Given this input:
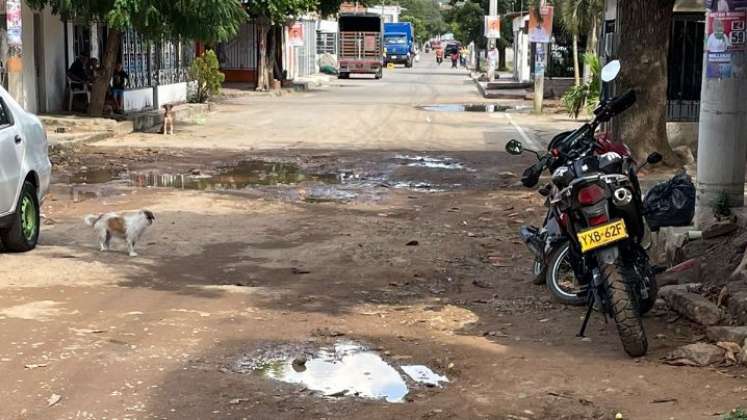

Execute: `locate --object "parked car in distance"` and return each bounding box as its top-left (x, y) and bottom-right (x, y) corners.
top-left (444, 42), bottom-right (461, 57)
top-left (0, 86), bottom-right (51, 252)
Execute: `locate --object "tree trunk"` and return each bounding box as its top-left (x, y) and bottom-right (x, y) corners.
top-left (572, 33), bottom-right (580, 86)
top-left (583, 18), bottom-right (598, 83)
top-left (256, 19), bottom-right (271, 91)
top-left (614, 0), bottom-right (679, 165)
top-left (89, 29), bottom-right (121, 116)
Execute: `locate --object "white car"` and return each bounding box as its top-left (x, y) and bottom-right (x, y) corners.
top-left (0, 86), bottom-right (51, 252)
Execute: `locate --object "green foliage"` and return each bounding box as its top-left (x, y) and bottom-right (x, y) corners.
top-left (26, 0), bottom-right (247, 42)
top-left (713, 191), bottom-right (733, 217)
top-left (244, 0), bottom-right (317, 23)
top-left (444, 0), bottom-right (516, 48)
top-left (399, 0), bottom-right (449, 42)
top-left (557, 0), bottom-right (604, 37)
top-left (561, 52), bottom-right (601, 118)
top-left (724, 408), bottom-right (747, 420)
top-left (190, 50), bottom-right (225, 103)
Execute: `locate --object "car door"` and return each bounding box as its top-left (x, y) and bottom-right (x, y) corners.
top-left (0, 97), bottom-right (22, 215)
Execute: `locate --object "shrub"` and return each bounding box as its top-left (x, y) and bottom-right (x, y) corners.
top-left (724, 408), bottom-right (747, 420)
top-left (190, 50), bottom-right (225, 103)
top-left (561, 52), bottom-right (602, 119)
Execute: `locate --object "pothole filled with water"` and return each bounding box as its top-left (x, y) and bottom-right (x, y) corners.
top-left (394, 154), bottom-right (466, 170)
top-left (233, 341), bottom-right (448, 403)
top-left (416, 103), bottom-right (528, 113)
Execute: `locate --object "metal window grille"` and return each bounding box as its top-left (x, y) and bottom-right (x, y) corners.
top-left (122, 29), bottom-right (194, 89)
top-left (317, 31), bottom-right (337, 55)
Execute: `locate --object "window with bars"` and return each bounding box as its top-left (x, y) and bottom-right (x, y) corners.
top-left (317, 31), bottom-right (336, 55)
top-left (121, 29), bottom-right (195, 89)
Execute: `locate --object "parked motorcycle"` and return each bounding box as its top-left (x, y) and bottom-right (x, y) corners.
top-left (507, 60), bottom-right (661, 357)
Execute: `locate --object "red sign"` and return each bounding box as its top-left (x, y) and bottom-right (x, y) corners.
top-left (706, 11), bottom-right (747, 51)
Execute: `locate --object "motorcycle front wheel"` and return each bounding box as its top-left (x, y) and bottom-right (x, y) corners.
top-left (546, 242), bottom-right (585, 306)
top-left (601, 260), bottom-right (648, 357)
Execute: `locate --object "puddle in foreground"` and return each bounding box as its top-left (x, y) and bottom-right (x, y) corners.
top-left (67, 160), bottom-right (340, 190)
top-left (235, 341), bottom-right (448, 403)
top-left (417, 103), bottom-right (526, 113)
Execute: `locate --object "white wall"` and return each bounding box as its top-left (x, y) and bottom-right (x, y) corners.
top-left (124, 87), bottom-right (153, 112)
top-left (40, 9), bottom-right (66, 113)
top-left (156, 82), bottom-right (187, 107)
top-left (20, 2), bottom-right (37, 113)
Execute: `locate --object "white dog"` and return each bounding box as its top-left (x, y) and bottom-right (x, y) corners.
top-left (84, 210), bottom-right (155, 257)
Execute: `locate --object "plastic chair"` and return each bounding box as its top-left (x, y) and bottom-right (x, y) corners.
top-left (67, 76), bottom-right (90, 111)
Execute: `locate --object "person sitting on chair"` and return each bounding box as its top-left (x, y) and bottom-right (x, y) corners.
top-left (67, 55), bottom-right (90, 87)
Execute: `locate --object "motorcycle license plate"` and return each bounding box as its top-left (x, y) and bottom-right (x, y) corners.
top-left (577, 219), bottom-right (628, 253)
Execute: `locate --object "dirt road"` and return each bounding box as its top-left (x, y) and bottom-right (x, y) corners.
top-left (1, 59), bottom-right (744, 420)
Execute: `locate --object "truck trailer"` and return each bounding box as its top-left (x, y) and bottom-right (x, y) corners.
top-left (338, 13), bottom-right (384, 79)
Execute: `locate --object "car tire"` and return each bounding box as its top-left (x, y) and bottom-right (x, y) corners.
top-left (1, 181), bottom-right (40, 252)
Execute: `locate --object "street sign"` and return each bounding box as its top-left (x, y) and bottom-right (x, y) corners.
top-left (484, 16), bottom-right (501, 39)
top-left (528, 5), bottom-right (553, 44)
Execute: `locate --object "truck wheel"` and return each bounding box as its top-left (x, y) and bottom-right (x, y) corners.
top-left (338, 72), bottom-right (349, 80)
top-left (375, 69), bottom-right (383, 79)
top-left (1, 181), bottom-right (40, 252)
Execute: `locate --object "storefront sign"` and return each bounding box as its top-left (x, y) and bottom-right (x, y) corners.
top-left (707, 0), bottom-right (747, 11)
top-left (528, 6), bottom-right (553, 44)
top-left (484, 16), bottom-right (501, 39)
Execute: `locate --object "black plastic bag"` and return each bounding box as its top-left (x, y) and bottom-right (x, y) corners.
top-left (643, 172), bottom-right (696, 232)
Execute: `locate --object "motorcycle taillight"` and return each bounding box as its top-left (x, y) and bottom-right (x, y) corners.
top-left (577, 184), bottom-right (605, 205)
top-left (588, 214), bottom-right (609, 226)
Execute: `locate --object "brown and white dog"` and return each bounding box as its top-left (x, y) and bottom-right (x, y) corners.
top-left (84, 210), bottom-right (155, 257)
top-left (162, 104), bottom-right (175, 135)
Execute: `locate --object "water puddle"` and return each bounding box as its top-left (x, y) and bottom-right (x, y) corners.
top-left (394, 155), bottom-right (465, 170)
top-left (417, 103), bottom-right (527, 113)
top-left (233, 341), bottom-right (448, 403)
top-left (66, 160), bottom-right (340, 191)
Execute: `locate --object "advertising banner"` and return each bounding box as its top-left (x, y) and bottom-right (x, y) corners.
top-left (289, 23), bottom-right (304, 47)
top-left (528, 6), bottom-right (553, 43)
top-left (484, 16), bottom-right (501, 39)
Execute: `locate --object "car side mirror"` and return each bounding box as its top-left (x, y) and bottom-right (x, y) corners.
top-left (505, 139), bottom-right (523, 155)
top-left (647, 152), bottom-right (663, 165)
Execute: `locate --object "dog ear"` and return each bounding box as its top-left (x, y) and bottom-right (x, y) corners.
top-left (143, 210), bottom-right (156, 222)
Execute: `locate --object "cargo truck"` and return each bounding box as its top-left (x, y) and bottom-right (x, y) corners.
top-left (383, 22), bottom-right (414, 68)
top-left (338, 13), bottom-right (383, 79)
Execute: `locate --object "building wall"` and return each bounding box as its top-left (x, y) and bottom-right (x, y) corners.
top-left (40, 8), bottom-right (66, 113)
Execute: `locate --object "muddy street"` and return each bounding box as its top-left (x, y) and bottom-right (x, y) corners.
top-left (1, 61), bottom-right (744, 420)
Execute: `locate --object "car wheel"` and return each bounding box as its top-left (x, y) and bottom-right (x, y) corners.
top-left (1, 181), bottom-right (40, 252)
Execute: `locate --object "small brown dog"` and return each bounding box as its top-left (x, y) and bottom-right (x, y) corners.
top-left (161, 104), bottom-right (175, 135)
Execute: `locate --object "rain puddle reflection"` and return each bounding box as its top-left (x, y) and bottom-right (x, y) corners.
top-left (233, 341), bottom-right (449, 403)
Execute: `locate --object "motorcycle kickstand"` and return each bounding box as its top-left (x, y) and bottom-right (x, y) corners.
top-left (577, 296), bottom-right (595, 338)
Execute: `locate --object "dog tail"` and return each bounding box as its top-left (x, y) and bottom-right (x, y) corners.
top-left (84, 214), bottom-right (102, 227)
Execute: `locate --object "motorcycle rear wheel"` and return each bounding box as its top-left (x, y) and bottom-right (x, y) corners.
top-left (546, 243), bottom-right (585, 306)
top-left (601, 260), bottom-right (648, 357)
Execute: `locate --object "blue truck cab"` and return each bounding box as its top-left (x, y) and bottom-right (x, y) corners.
top-left (383, 22), bottom-right (414, 68)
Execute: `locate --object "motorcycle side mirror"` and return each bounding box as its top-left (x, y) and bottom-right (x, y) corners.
top-left (506, 139), bottom-right (523, 155)
top-left (601, 60), bottom-right (621, 83)
top-left (647, 152), bottom-right (663, 165)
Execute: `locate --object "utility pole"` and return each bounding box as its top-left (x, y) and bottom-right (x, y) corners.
top-left (695, 5), bottom-right (747, 224)
top-left (5, 0), bottom-right (23, 107)
top-left (533, 0), bottom-right (546, 114)
top-left (487, 0), bottom-right (497, 81)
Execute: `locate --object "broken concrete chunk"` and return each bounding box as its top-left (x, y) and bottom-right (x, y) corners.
top-left (702, 221), bottom-right (738, 240)
top-left (657, 259), bottom-right (701, 287)
top-left (728, 291), bottom-right (747, 325)
top-left (706, 326), bottom-right (747, 344)
top-left (660, 286), bottom-right (722, 326)
top-left (665, 343), bottom-right (725, 367)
